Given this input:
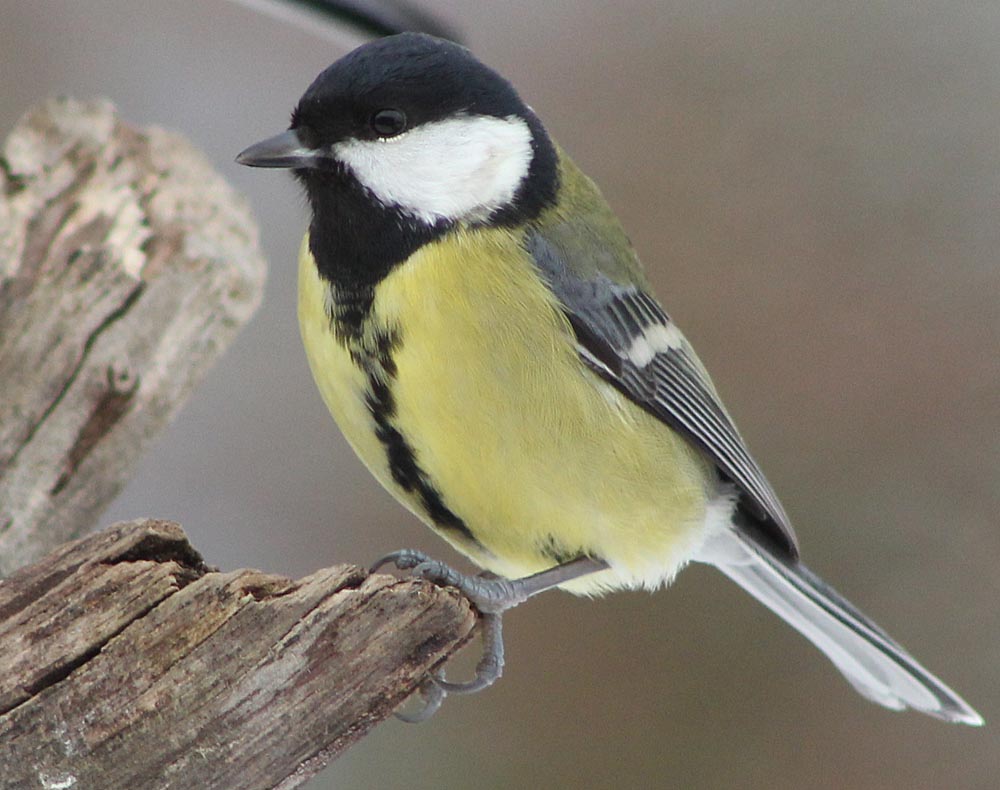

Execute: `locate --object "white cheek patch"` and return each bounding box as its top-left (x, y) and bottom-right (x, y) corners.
top-left (625, 322), bottom-right (685, 367)
top-left (332, 114), bottom-right (533, 224)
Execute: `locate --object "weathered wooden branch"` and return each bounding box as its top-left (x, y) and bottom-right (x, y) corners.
top-left (0, 100), bottom-right (476, 786)
top-left (0, 98), bottom-right (267, 574)
top-left (0, 519), bottom-right (476, 789)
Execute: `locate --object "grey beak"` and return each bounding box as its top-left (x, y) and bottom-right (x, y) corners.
top-left (236, 129), bottom-right (320, 169)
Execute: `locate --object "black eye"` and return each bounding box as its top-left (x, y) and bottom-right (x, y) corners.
top-left (295, 124), bottom-right (320, 150)
top-left (370, 109), bottom-right (407, 138)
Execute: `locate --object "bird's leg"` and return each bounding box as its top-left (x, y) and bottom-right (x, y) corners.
top-left (371, 550), bottom-right (608, 720)
top-left (374, 549), bottom-right (607, 613)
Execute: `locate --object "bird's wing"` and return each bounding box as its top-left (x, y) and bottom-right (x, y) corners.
top-left (525, 227), bottom-right (799, 558)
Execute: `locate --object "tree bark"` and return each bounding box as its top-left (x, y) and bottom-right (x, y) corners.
top-left (0, 519), bottom-right (476, 789)
top-left (0, 98), bottom-right (267, 574)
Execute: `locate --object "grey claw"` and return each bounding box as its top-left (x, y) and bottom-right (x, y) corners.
top-left (370, 548), bottom-right (432, 574)
top-left (396, 673), bottom-right (447, 724)
top-left (371, 550), bottom-right (605, 722)
top-left (412, 559), bottom-right (466, 588)
top-left (435, 613), bottom-right (504, 694)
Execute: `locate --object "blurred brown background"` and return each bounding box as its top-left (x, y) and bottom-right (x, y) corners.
top-left (3, 1), bottom-right (998, 787)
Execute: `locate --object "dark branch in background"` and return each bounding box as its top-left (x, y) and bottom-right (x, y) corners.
top-left (295, 0), bottom-right (463, 42)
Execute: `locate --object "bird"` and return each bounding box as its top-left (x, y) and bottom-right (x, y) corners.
top-left (237, 32), bottom-right (981, 725)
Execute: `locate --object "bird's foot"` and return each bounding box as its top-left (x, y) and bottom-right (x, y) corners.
top-left (372, 549), bottom-right (607, 721)
top-left (392, 612), bottom-right (503, 723)
top-left (373, 549), bottom-right (531, 613)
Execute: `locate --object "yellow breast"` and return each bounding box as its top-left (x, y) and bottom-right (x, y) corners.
top-left (297, 228), bottom-right (717, 593)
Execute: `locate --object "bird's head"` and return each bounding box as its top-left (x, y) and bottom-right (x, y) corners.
top-left (237, 33), bottom-right (558, 228)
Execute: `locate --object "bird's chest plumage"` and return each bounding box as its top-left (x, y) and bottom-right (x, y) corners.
top-left (297, 229), bottom-right (714, 589)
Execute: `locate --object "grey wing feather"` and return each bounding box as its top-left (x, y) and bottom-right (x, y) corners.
top-left (527, 230), bottom-right (799, 558)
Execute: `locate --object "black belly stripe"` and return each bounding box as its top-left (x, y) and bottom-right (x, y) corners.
top-left (359, 329), bottom-right (482, 548)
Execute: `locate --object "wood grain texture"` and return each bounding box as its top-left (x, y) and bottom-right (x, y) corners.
top-left (0, 520), bottom-right (476, 789)
top-left (0, 98), bottom-right (267, 574)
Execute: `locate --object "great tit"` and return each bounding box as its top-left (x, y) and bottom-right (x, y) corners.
top-left (237, 32), bottom-right (981, 725)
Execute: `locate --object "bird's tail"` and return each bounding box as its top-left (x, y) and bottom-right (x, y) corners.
top-left (698, 527), bottom-right (982, 725)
